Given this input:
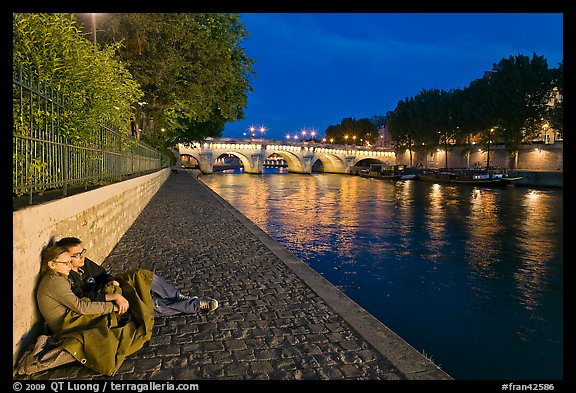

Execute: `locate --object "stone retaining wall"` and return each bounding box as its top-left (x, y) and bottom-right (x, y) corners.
top-left (12, 168), bottom-right (170, 366)
top-left (397, 142), bottom-right (563, 171)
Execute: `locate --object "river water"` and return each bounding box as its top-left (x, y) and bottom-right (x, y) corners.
top-left (200, 169), bottom-right (563, 380)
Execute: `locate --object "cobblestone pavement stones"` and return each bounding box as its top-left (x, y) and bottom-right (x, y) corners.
top-left (18, 170), bottom-right (412, 380)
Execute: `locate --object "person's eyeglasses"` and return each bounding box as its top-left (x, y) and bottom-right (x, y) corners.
top-left (52, 259), bottom-right (73, 266)
top-left (71, 249), bottom-right (87, 259)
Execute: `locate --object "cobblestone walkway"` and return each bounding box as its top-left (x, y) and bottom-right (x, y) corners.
top-left (18, 169), bottom-right (450, 380)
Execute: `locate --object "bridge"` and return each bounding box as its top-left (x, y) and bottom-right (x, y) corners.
top-left (178, 138), bottom-right (396, 174)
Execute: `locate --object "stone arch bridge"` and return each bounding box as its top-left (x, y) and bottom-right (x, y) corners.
top-left (178, 138), bottom-right (396, 174)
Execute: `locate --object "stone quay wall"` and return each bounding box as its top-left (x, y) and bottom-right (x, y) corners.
top-left (12, 168), bottom-right (170, 365)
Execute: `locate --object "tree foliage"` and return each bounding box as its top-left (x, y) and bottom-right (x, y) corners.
top-left (548, 61), bottom-right (563, 135)
top-left (487, 53), bottom-right (553, 153)
top-left (13, 13), bottom-right (142, 142)
top-left (385, 53), bottom-right (561, 164)
top-left (325, 117), bottom-right (378, 145)
top-left (85, 13), bottom-right (256, 149)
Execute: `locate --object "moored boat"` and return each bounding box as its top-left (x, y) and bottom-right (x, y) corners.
top-left (417, 168), bottom-right (522, 186)
top-left (359, 164), bottom-right (416, 181)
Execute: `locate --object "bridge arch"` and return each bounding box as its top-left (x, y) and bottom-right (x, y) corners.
top-left (352, 152), bottom-right (395, 167)
top-left (264, 150), bottom-right (307, 173)
top-left (218, 150), bottom-right (262, 173)
top-left (312, 153), bottom-right (347, 173)
top-left (354, 157), bottom-right (391, 167)
top-left (180, 152), bottom-right (202, 168)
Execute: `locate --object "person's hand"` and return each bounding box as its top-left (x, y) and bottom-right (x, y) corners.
top-left (111, 280), bottom-right (120, 287)
top-left (113, 294), bottom-right (130, 314)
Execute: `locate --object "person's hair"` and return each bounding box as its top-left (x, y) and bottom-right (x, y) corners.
top-left (41, 245), bottom-right (69, 275)
top-left (55, 237), bottom-right (82, 251)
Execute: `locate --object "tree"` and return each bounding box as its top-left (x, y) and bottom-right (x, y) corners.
top-left (548, 61), bottom-right (563, 136)
top-left (82, 13), bottom-right (256, 149)
top-left (487, 53), bottom-right (553, 157)
top-left (324, 117), bottom-right (378, 145)
top-left (386, 100), bottom-right (418, 166)
top-left (13, 13), bottom-right (142, 142)
top-left (371, 114), bottom-right (388, 128)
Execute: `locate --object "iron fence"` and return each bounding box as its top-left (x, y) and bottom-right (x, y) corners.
top-left (13, 65), bottom-right (170, 205)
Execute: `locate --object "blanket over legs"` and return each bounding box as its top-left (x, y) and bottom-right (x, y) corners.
top-left (58, 268), bottom-right (155, 376)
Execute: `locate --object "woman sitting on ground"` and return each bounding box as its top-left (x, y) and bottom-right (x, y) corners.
top-left (17, 245), bottom-right (139, 376)
top-left (18, 243), bottom-right (218, 376)
top-left (36, 245), bottom-right (126, 336)
top-left (55, 236), bottom-right (218, 316)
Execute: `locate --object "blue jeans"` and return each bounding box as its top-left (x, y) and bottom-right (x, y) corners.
top-left (150, 275), bottom-right (199, 316)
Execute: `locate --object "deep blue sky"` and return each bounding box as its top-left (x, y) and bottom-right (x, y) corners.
top-left (222, 13), bottom-right (563, 141)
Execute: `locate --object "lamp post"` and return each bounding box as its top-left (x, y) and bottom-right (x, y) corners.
top-left (91, 13), bottom-right (97, 46)
top-left (486, 128), bottom-right (494, 169)
top-left (543, 122), bottom-right (549, 144)
top-left (137, 101), bottom-right (147, 138)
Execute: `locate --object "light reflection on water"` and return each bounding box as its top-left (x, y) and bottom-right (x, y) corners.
top-left (200, 171), bottom-right (563, 380)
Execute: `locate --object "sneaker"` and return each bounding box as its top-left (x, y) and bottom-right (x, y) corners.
top-left (198, 297), bottom-right (218, 314)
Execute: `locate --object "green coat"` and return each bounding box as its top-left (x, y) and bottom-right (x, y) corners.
top-left (59, 268), bottom-right (155, 376)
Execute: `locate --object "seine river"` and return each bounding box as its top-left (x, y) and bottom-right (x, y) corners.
top-left (200, 169), bottom-right (563, 380)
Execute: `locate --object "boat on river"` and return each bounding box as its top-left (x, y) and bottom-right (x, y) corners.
top-left (359, 164), bottom-right (416, 180)
top-left (417, 168), bottom-right (522, 186)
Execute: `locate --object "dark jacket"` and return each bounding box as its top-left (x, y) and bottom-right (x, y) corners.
top-left (68, 258), bottom-right (114, 301)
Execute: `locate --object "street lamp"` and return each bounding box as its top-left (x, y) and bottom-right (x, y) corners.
top-left (88, 13), bottom-right (102, 46)
top-left (137, 101), bottom-right (147, 136)
top-left (486, 127), bottom-right (494, 169)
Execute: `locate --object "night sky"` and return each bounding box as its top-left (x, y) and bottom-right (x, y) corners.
top-left (222, 13), bottom-right (563, 141)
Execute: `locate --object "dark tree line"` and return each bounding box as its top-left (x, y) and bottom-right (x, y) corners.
top-left (385, 53), bottom-right (562, 167)
top-left (325, 117), bottom-right (379, 145)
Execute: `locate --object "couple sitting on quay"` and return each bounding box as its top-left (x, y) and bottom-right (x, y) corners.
top-left (16, 237), bottom-right (218, 376)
